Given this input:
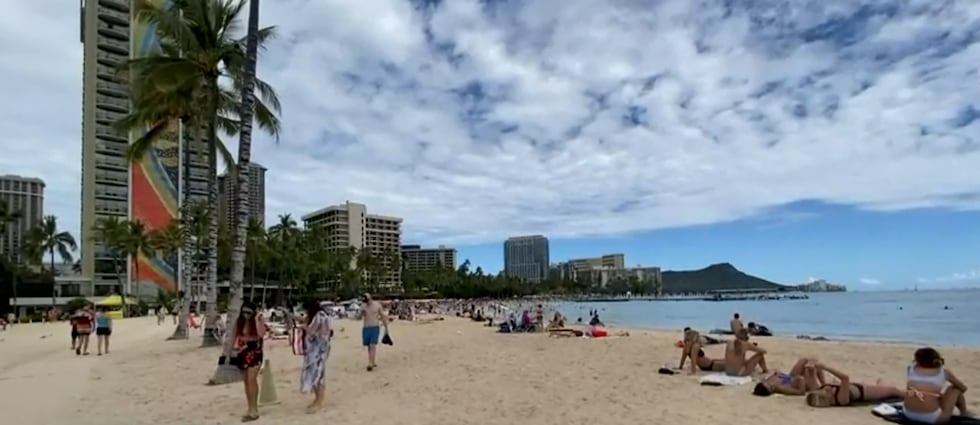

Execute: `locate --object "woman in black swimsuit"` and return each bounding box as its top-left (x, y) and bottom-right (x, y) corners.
top-left (805, 361), bottom-right (905, 407)
top-left (234, 302), bottom-right (267, 422)
top-left (678, 329), bottom-right (725, 374)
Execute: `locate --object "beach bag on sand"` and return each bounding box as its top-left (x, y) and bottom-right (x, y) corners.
top-left (381, 330), bottom-right (393, 346)
top-left (290, 327), bottom-right (306, 356)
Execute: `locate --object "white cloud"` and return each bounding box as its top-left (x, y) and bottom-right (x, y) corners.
top-left (917, 268), bottom-right (980, 285)
top-left (858, 277), bottom-right (881, 285)
top-left (2, 0), bottom-right (980, 248)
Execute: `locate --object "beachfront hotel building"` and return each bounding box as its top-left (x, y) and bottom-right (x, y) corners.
top-left (79, 0), bottom-right (210, 297)
top-left (217, 162), bottom-right (267, 228)
top-left (503, 235), bottom-right (550, 283)
top-left (0, 175), bottom-right (45, 264)
top-left (555, 253), bottom-right (625, 281)
top-left (401, 244), bottom-right (457, 272)
top-left (301, 201), bottom-right (403, 289)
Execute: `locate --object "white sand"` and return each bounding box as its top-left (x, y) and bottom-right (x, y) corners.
top-left (1, 316), bottom-right (978, 425)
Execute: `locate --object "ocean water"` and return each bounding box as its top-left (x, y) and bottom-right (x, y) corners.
top-left (556, 289), bottom-right (980, 346)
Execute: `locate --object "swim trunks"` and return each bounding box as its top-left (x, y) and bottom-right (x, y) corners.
top-left (362, 326), bottom-right (380, 347)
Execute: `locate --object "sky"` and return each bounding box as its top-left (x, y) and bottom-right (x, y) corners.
top-left (1, 0), bottom-right (979, 290)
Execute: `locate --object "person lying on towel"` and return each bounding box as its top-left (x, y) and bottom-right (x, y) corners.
top-left (724, 328), bottom-right (768, 377)
top-left (752, 357), bottom-right (823, 396)
top-left (679, 329), bottom-right (726, 375)
top-left (802, 361), bottom-right (905, 407)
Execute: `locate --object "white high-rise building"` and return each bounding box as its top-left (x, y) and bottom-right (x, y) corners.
top-left (0, 175), bottom-right (45, 264)
top-left (302, 201), bottom-right (402, 288)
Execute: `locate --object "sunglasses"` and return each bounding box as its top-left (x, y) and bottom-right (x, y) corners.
top-left (242, 309), bottom-right (254, 315)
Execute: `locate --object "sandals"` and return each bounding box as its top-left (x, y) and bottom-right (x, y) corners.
top-left (366, 364), bottom-right (377, 372)
top-left (241, 414), bottom-right (260, 422)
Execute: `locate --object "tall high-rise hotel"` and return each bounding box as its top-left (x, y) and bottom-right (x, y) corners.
top-left (504, 235), bottom-right (550, 283)
top-left (79, 0), bottom-right (209, 296)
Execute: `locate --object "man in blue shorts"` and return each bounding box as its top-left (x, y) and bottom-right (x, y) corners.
top-left (360, 293), bottom-right (388, 371)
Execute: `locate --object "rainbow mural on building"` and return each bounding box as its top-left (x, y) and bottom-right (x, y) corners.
top-left (130, 0), bottom-right (178, 293)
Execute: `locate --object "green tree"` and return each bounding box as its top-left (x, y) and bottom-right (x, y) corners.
top-left (24, 216), bottom-right (77, 310)
top-left (90, 216), bottom-right (129, 311)
top-left (123, 220), bottom-right (156, 301)
top-left (151, 218), bottom-right (190, 338)
top-left (118, 0), bottom-right (280, 352)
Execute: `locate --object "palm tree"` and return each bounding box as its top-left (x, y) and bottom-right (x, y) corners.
top-left (90, 216), bottom-right (130, 312)
top-left (25, 216), bottom-right (77, 310)
top-left (123, 220), bottom-right (155, 302)
top-left (214, 0), bottom-right (269, 385)
top-left (118, 0), bottom-right (280, 352)
top-left (0, 200), bottom-right (23, 309)
top-left (244, 218), bottom-right (265, 299)
top-left (151, 219), bottom-right (190, 339)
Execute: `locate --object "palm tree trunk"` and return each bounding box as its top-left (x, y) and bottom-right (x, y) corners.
top-left (171, 122), bottom-right (196, 340)
top-left (133, 255), bottom-right (140, 304)
top-left (11, 267), bottom-right (17, 315)
top-left (209, 0), bottom-right (261, 384)
top-left (200, 82), bottom-right (222, 348)
top-left (115, 257), bottom-right (127, 317)
top-left (248, 254), bottom-right (256, 300)
top-left (49, 249), bottom-right (56, 311)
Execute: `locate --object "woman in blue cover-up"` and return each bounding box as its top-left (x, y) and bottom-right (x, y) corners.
top-left (300, 300), bottom-right (332, 413)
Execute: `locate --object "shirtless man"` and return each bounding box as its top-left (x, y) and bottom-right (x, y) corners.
top-left (360, 293), bottom-right (389, 371)
top-left (730, 313), bottom-right (744, 335)
top-left (724, 328), bottom-right (768, 376)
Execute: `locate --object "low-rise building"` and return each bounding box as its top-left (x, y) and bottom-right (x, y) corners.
top-left (401, 245), bottom-right (457, 272)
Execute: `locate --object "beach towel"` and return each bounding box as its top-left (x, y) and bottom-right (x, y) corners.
top-left (699, 374), bottom-right (752, 386)
top-left (872, 403), bottom-right (980, 425)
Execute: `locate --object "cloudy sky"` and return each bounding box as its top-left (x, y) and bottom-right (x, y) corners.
top-left (2, 0), bottom-right (979, 288)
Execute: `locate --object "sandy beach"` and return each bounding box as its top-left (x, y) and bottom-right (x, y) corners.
top-left (1, 316), bottom-right (978, 425)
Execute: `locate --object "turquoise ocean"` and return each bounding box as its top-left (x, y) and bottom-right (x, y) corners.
top-left (557, 289), bottom-right (980, 346)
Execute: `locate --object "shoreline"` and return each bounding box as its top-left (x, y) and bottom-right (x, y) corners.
top-left (606, 323), bottom-right (980, 349)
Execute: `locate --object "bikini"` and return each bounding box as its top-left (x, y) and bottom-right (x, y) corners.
top-left (697, 349), bottom-right (715, 371)
top-left (904, 365), bottom-right (946, 424)
top-left (821, 383), bottom-right (866, 405)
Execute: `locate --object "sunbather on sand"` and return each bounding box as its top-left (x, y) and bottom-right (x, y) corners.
top-left (679, 329), bottom-right (726, 374)
top-left (903, 347), bottom-right (971, 423)
top-left (724, 328), bottom-right (768, 377)
top-left (804, 361), bottom-right (905, 407)
top-left (753, 357), bottom-right (822, 396)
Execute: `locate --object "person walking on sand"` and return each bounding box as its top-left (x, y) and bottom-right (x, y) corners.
top-left (234, 301), bottom-right (267, 422)
top-left (95, 307), bottom-right (112, 355)
top-left (157, 306), bottom-right (167, 325)
top-left (724, 328), bottom-right (768, 376)
top-left (74, 306), bottom-right (95, 356)
top-left (360, 293), bottom-right (389, 372)
top-left (299, 300), bottom-right (332, 413)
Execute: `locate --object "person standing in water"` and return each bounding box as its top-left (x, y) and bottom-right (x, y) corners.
top-left (360, 293), bottom-right (389, 371)
top-left (730, 313), bottom-right (744, 335)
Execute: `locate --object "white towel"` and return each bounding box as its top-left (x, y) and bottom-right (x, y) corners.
top-left (872, 403), bottom-right (899, 417)
top-left (699, 373), bottom-right (752, 386)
